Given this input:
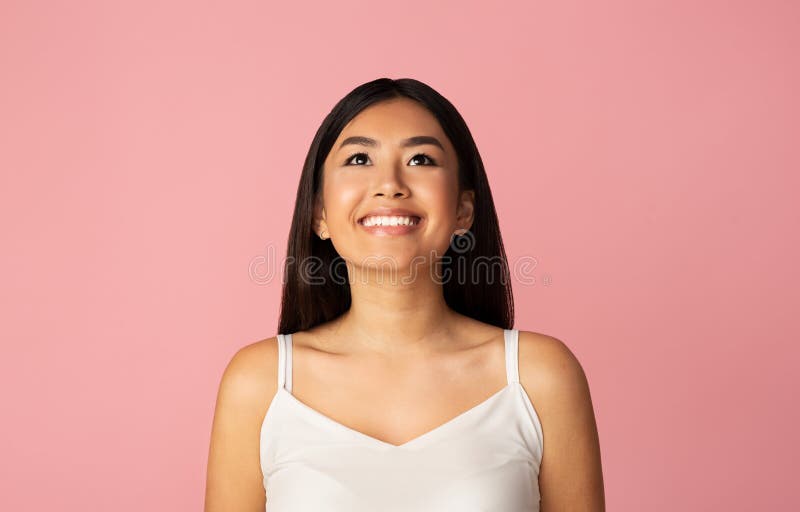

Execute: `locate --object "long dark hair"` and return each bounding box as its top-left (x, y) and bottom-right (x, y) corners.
top-left (277, 78), bottom-right (514, 335)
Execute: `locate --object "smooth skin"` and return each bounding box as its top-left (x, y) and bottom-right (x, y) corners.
top-left (205, 97), bottom-right (605, 511)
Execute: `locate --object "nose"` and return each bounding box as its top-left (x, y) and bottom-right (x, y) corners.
top-left (371, 162), bottom-right (410, 198)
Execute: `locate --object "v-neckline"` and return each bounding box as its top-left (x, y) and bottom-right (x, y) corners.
top-left (278, 383), bottom-right (514, 449)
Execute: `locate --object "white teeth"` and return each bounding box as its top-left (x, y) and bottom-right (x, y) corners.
top-left (361, 215), bottom-right (419, 227)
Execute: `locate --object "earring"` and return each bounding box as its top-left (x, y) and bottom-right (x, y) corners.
top-left (319, 230), bottom-right (329, 240)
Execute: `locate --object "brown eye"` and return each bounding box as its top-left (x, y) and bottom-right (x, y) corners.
top-left (345, 153), bottom-right (371, 166)
top-left (409, 153), bottom-right (437, 166)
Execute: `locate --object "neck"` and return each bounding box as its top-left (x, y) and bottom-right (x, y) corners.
top-left (334, 265), bottom-right (458, 357)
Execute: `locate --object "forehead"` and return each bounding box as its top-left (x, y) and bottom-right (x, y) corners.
top-left (335, 97), bottom-right (449, 147)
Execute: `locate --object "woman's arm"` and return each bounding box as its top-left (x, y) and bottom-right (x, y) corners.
top-left (519, 331), bottom-right (606, 511)
top-left (205, 339), bottom-right (277, 512)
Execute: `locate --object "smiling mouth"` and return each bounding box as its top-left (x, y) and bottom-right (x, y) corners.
top-left (357, 215), bottom-right (422, 227)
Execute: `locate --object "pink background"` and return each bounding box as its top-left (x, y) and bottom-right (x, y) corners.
top-left (2, 0), bottom-right (797, 510)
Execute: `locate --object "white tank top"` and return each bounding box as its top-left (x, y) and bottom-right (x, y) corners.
top-left (260, 328), bottom-right (544, 511)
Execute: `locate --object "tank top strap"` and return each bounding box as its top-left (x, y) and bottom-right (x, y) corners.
top-left (276, 333), bottom-right (294, 393)
top-left (504, 328), bottom-right (520, 384)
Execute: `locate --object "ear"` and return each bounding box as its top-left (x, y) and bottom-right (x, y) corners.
top-left (312, 196), bottom-right (328, 238)
top-left (455, 189), bottom-right (475, 234)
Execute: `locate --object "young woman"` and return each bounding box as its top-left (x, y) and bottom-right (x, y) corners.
top-left (205, 78), bottom-right (605, 511)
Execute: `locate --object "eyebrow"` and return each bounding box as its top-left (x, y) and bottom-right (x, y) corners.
top-left (338, 135), bottom-right (445, 151)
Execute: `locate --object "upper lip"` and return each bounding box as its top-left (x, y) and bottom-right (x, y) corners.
top-left (357, 207), bottom-right (423, 223)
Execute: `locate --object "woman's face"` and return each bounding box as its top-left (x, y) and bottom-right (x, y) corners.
top-left (316, 97), bottom-right (474, 274)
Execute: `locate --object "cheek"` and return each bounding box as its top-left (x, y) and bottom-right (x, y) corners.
top-left (415, 173), bottom-right (459, 219)
top-left (323, 176), bottom-right (363, 226)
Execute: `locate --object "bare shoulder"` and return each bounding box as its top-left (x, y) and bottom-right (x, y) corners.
top-left (517, 330), bottom-right (589, 395)
top-left (219, 336), bottom-right (279, 405)
top-left (517, 330), bottom-right (606, 511)
top-left (516, 330), bottom-right (597, 432)
top-left (204, 336), bottom-right (279, 512)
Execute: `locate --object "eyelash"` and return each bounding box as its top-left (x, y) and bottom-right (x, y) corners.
top-left (344, 152), bottom-right (438, 167)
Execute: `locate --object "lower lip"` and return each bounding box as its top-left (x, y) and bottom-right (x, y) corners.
top-left (358, 218), bottom-right (423, 236)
